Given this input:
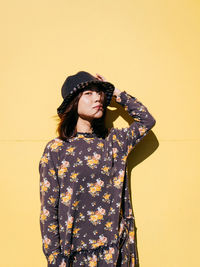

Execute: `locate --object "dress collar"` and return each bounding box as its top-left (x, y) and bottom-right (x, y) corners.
top-left (75, 131), bottom-right (97, 138)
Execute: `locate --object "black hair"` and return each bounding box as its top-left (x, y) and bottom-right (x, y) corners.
top-left (54, 85), bottom-right (109, 142)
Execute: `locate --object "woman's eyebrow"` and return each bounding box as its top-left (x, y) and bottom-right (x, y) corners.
top-left (84, 90), bottom-right (93, 92)
top-left (84, 88), bottom-right (100, 92)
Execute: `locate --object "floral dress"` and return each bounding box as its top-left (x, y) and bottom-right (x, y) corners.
top-left (39, 90), bottom-right (156, 267)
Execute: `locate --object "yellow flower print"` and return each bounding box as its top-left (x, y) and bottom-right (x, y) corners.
top-left (102, 193), bottom-right (111, 203)
top-left (48, 251), bottom-right (60, 264)
top-left (88, 178), bottom-right (104, 197)
top-left (101, 165), bottom-right (110, 175)
top-left (112, 134), bottom-right (121, 147)
top-left (97, 142), bottom-right (104, 149)
top-left (139, 125), bottom-right (148, 135)
top-left (87, 207), bottom-right (106, 225)
top-left (90, 214), bottom-right (98, 223)
top-left (113, 169), bottom-right (125, 189)
top-left (58, 168), bottom-right (67, 177)
top-left (77, 240), bottom-right (87, 251)
top-left (40, 153), bottom-right (49, 166)
top-left (40, 178), bottom-right (50, 193)
top-left (103, 247), bottom-right (115, 264)
top-left (49, 168), bottom-right (56, 176)
top-left (87, 158), bottom-right (95, 167)
top-left (58, 160), bottom-right (70, 178)
top-left (112, 134), bottom-right (117, 141)
top-left (43, 235), bottom-right (51, 252)
top-left (49, 139), bottom-right (63, 152)
top-left (104, 221), bottom-right (113, 231)
top-left (90, 242), bottom-right (100, 249)
top-left (78, 184), bottom-right (85, 194)
top-left (73, 227), bottom-right (80, 234)
top-left (73, 227), bottom-right (81, 237)
top-left (65, 215), bottom-right (74, 230)
top-left (72, 200), bottom-right (80, 208)
top-left (64, 248), bottom-right (71, 257)
top-left (76, 134), bottom-right (93, 139)
top-left (127, 144), bottom-right (135, 155)
top-left (129, 230), bottom-right (135, 243)
top-left (108, 207), bottom-right (115, 216)
top-left (48, 223), bottom-right (58, 234)
top-left (60, 187), bottom-right (73, 206)
top-left (70, 172), bottom-right (79, 182)
top-left (122, 154), bottom-right (128, 163)
top-left (130, 255), bottom-right (135, 266)
top-left (66, 146), bottom-right (76, 155)
top-left (48, 224), bottom-right (57, 231)
top-left (90, 187), bottom-right (96, 193)
top-left (87, 253), bottom-right (98, 267)
top-left (113, 178), bottom-right (123, 189)
top-left (90, 234), bottom-right (107, 249)
top-left (48, 196), bottom-right (56, 206)
top-left (112, 147), bottom-right (118, 159)
top-left (103, 193), bottom-right (110, 200)
top-left (104, 252), bottom-right (112, 261)
top-left (40, 207), bottom-right (49, 224)
top-left (85, 152), bottom-right (101, 169)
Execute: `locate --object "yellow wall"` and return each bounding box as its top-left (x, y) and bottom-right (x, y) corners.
top-left (1, 0), bottom-right (199, 266)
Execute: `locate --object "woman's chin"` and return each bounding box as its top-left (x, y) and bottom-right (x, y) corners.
top-left (93, 111), bottom-right (103, 119)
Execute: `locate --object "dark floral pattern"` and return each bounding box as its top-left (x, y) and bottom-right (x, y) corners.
top-left (39, 90), bottom-right (156, 266)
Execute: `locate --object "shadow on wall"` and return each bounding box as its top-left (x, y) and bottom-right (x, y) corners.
top-left (106, 97), bottom-right (159, 267)
top-left (128, 131), bottom-right (158, 267)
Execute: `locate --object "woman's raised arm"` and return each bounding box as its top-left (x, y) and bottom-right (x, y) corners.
top-left (111, 89), bottom-right (156, 156)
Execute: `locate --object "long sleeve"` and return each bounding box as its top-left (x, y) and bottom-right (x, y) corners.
top-left (39, 142), bottom-right (63, 266)
top-left (111, 90), bottom-right (156, 156)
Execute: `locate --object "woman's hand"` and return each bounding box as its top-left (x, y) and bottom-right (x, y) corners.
top-left (95, 73), bottom-right (107, 82)
top-left (95, 73), bottom-right (121, 98)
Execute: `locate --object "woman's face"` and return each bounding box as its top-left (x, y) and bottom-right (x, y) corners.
top-left (77, 86), bottom-right (105, 121)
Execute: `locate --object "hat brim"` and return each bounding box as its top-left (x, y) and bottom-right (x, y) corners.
top-left (57, 80), bottom-right (115, 115)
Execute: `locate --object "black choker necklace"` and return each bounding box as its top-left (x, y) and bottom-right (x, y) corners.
top-left (75, 131), bottom-right (96, 137)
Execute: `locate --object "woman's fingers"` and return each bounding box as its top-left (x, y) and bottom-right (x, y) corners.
top-left (95, 73), bottom-right (107, 82)
top-left (95, 73), bottom-right (102, 79)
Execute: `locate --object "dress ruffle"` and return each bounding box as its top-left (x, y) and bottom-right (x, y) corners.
top-left (49, 216), bottom-right (137, 267)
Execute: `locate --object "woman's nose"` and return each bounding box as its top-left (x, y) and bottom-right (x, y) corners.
top-left (94, 92), bottom-right (102, 101)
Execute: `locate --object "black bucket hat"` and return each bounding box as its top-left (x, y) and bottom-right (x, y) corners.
top-left (57, 71), bottom-right (115, 115)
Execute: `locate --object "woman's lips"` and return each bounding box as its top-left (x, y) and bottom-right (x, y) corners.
top-left (93, 106), bottom-right (103, 109)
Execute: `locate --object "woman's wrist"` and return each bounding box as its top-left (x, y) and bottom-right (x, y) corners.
top-left (113, 87), bottom-right (122, 97)
top-left (113, 87), bottom-right (123, 102)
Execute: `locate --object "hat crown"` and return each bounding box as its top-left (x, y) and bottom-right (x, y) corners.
top-left (61, 71), bottom-right (98, 99)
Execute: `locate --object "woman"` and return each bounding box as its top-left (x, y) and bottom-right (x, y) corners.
top-left (39, 71), bottom-right (156, 267)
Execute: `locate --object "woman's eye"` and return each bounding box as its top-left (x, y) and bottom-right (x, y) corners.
top-left (85, 91), bottom-right (101, 95)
